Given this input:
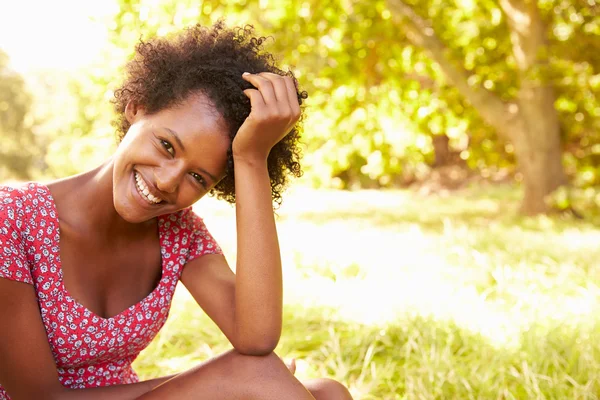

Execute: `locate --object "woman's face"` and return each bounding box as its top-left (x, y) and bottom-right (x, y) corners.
top-left (112, 93), bottom-right (230, 223)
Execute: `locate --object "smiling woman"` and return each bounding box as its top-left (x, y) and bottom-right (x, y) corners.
top-left (0, 22), bottom-right (352, 400)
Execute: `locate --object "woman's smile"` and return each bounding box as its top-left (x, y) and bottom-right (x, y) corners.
top-left (133, 170), bottom-right (164, 206)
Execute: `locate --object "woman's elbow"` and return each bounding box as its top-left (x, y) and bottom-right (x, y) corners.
top-left (233, 336), bottom-right (280, 356)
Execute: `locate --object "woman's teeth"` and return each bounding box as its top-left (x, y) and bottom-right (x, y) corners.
top-left (134, 172), bottom-right (162, 204)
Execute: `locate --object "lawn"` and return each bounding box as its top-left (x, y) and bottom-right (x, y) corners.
top-left (133, 184), bottom-right (600, 399)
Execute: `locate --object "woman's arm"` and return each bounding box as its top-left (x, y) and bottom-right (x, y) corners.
top-left (230, 155), bottom-right (283, 354)
top-left (0, 278), bottom-right (173, 400)
top-left (231, 72), bottom-right (301, 353)
top-left (181, 72), bottom-right (300, 355)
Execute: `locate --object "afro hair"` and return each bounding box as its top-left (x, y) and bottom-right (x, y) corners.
top-left (112, 21), bottom-right (308, 205)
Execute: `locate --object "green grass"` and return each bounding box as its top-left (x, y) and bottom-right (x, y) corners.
top-left (133, 185), bottom-right (600, 399)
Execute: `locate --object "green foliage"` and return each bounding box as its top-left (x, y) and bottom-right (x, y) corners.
top-left (546, 1), bottom-right (600, 186)
top-left (230, 0), bottom-right (597, 188)
top-left (0, 49), bottom-right (38, 180)
top-left (11, 0), bottom-right (597, 190)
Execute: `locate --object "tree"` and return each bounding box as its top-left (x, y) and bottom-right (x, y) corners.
top-left (385, 0), bottom-right (595, 214)
top-left (0, 49), bottom-right (37, 181)
top-left (47, 0), bottom-right (599, 215)
top-left (242, 0), bottom-right (599, 212)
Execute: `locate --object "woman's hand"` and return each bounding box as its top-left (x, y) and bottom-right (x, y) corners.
top-left (232, 72), bottom-right (301, 162)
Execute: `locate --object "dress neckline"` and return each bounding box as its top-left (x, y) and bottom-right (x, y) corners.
top-left (34, 182), bottom-right (167, 322)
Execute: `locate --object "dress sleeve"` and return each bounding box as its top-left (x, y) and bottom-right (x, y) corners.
top-left (0, 188), bottom-right (33, 285)
top-left (187, 209), bottom-right (223, 262)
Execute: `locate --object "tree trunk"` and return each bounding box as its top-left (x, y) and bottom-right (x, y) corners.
top-left (432, 134), bottom-right (451, 167)
top-left (508, 79), bottom-right (566, 214)
top-left (386, 0), bottom-right (567, 214)
top-left (511, 122), bottom-right (565, 214)
top-left (499, 0), bottom-right (567, 214)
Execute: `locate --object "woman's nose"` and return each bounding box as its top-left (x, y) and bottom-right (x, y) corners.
top-left (155, 167), bottom-right (181, 194)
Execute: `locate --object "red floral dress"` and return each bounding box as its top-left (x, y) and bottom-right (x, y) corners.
top-left (0, 183), bottom-right (222, 398)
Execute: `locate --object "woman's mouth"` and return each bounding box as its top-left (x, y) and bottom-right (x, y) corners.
top-left (134, 171), bottom-right (163, 205)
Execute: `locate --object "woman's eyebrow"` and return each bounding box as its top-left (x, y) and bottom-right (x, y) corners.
top-left (163, 127), bottom-right (186, 151)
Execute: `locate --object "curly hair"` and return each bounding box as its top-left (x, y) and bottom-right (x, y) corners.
top-left (112, 21), bottom-right (307, 205)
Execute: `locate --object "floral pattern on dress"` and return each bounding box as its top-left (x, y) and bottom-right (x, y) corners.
top-left (0, 183), bottom-right (222, 398)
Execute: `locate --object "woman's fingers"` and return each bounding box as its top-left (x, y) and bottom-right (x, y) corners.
top-left (258, 72), bottom-right (290, 104)
top-left (242, 88), bottom-right (266, 109)
top-left (235, 72), bottom-right (301, 155)
top-left (242, 72), bottom-right (301, 130)
top-left (258, 72), bottom-right (301, 125)
top-left (242, 73), bottom-right (276, 105)
top-left (283, 76), bottom-right (301, 119)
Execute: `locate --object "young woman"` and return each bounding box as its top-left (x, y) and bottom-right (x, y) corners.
top-left (0, 22), bottom-right (353, 399)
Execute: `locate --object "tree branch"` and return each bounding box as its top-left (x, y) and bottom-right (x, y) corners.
top-left (386, 0), bottom-right (522, 140)
top-left (498, 0), bottom-right (563, 155)
top-left (498, 0), bottom-right (546, 72)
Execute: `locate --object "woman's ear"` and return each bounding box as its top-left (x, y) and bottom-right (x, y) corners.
top-left (125, 101), bottom-right (143, 124)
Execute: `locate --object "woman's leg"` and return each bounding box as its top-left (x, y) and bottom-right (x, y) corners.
top-left (136, 350), bottom-right (315, 400)
top-left (303, 378), bottom-right (354, 400)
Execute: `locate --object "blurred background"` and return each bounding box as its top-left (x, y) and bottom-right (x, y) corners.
top-left (1, 0), bottom-right (600, 398)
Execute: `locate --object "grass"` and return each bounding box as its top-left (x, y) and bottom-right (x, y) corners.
top-left (133, 184), bottom-right (600, 399)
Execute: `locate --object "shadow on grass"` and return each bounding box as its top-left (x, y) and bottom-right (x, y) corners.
top-left (281, 186), bottom-right (600, 234)
top-left (284, 208), bottom-right (507, 231)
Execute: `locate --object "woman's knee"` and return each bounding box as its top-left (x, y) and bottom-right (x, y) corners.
top-left (303, 378), bottom-right (353, 400)
top-left (222, 350), bottom-right (313, 398)
top-left (224, 349), bottom-right (290, 379)
top-left (157, 350), bottom-right (311, 400)
top-left (226, 354), bottom-right (353, 399)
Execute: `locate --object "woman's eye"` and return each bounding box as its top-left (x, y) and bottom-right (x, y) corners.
top-left (160, 140), bottom-right (175, 156)
top-left (190, 172), bottom-right (206, 187)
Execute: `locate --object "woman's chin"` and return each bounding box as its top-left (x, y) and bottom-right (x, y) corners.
top-left (113, 194), bottom-right (154, 224)
top-left (114, 204), bottom-right (146, 224)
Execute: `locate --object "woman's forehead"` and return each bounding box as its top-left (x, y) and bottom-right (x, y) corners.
top-left (157, 94), bottom-right (228, 138)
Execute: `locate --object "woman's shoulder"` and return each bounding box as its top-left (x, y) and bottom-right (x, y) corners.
top-left (1, 181), bottom-right (28, 200)
top-left (1, 182), bottom-right (36, 207)
top-left (160, 207), bottom-right (221, 254)
top-left (1, 181), bottom-right (49, 195)
top-left (0, 182), bottom-right (55, 223)
top-left (0, 182), bottom-right (57, 285)
top-left (160, 207), bottom-right (207, 232)
top-left (1, 181), bottom-right (51, 206)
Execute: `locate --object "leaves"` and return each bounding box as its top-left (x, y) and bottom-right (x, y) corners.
top-left (8, 0), bottom-right (597, 191)
top-left (0, 49), bottom-right (38, 180)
